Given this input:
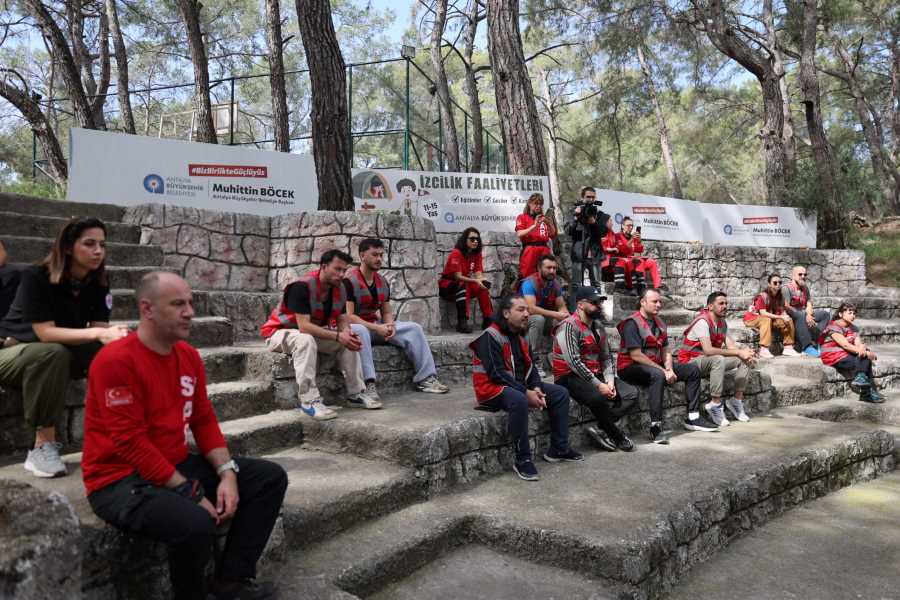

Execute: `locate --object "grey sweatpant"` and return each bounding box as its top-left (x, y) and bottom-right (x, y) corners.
top-left (689, 354), bottom-right (751, 398)
top-left (351, 321), bottom-right (437, 383)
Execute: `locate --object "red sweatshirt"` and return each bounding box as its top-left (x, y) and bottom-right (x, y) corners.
top-left (81, 332), bottom-right (227, 495)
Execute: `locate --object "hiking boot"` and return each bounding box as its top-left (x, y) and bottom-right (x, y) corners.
top-left (683, 416), bottom-right (720, 432)
top-left (298, 398), bottom-right (337, 421)
top-left (782, 347), bottom-right (801, 357)
top-left (616, 436), bottom-right (636, 452)
top-left (704, 401), bottom-right (730, 427)
top-left (758, 347), bottom-right (774, 359)
top-left (802, 345), bottom-right (821, 358)
top-left (416, 375), bottom-right (450, 394)
top-left (208, 578), bottom-right (277, 600)
top-left (24, 442), bottom-right (67, 478)
top-left (347, 389), bottom-right (383, 409)
top-left (585, 426), bottom-right (618, 452)
top-left (851, 373), bottom-right (871, 388)
top-left (649, 423), bottom-right (671, 445)
top-left (513, 460), bottom-right (540, 481)
top-left (542, 447), bottom-right (584, 463)
top-left (456, 317), bottom-right (472, 334)
top-left (725, 398), bottom-right (750, 422)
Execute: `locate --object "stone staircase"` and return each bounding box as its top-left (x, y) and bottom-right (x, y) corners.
top-left (2, 192), bottom-right (900, 600)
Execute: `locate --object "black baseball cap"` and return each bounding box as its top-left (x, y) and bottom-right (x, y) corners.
top-left (576, 286), bottom-right (607, 303)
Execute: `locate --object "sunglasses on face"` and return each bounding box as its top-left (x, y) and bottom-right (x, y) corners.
top-left (467, 237), bottom-right (480, 241)
top-left (798, 273), bottom-right (807, 277)
top-left (771, 281), bottom-right (782, 286)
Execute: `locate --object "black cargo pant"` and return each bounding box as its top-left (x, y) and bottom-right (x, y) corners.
top-left (557, 374), bottom-right (638, 442)
top-left (618, 362), bottom-right (701, 423)
top-left (88, 454), bottom-right (288, 600)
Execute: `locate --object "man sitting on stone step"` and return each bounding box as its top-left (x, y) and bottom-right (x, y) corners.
top-left (344, 238), bottom-right (449, 397)
top-left (83, 272), bottom-right (288, 600)
top-left (470, 295), bottom-right (583, 481)
top-left (260, 249), bottom-right (378, 421)
top-left (616, 288), bottom-right (717, 444)
top-left (674, 291), bottom-right (756, 427)
top-left (519, 254), bottom-right (569, 378)
top-left (551, 286), bottom-right (637, 452)
top-left (782, 265), bottom-right (830, 358)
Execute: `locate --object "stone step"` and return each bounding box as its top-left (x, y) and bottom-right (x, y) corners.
top-left (676, 293), bottom-right (900, 320)
top-left (111, 288), bottom-right (213, 320)
top-left (197, 344), bottom-right (272, 384)
top-left (112, 316), bottom-right (233, 348)
top-left (105, 266), bottom-right (179, 289)
top-left (206, 380), bottom-right (277, 423)
top-left (0, 191), bottom-right (125, 223)
top-left (4, 235), bottom-right (164, 267)
top-left (0, 211), bottom-right (141, 244)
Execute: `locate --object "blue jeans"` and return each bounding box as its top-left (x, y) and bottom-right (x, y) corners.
top-left (482, 382), bottom-right (571, 463)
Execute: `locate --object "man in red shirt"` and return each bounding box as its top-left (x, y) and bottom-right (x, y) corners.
top-left (83, 272), bottom-right (287, 600)
top-left (616, 216), bottom-right (667, 293)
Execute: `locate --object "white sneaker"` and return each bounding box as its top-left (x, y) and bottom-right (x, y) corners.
top-left (24, 442), bottom-right (67, 478)
top-left (704, 401), bottom-right (730, 427)
top-left (348, 390), bottom-right (383, 409)
top-left (536, 366), bottom-right (548, 379)
top-left (364, 381), bottom-right (382, 402)
top-left (416, 375), bottom-right (450, 394)
top-left (298, 398), bottom-right (338, 420)
top-left (781, 347), bottom-right (801, 357)
top-left (725, 398), bottom-right (750, 422)
top-left (758, 347), bottom-right (774, 359)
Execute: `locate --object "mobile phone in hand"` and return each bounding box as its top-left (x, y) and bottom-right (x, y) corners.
top-left (636, 226), bottom-right (642, 234)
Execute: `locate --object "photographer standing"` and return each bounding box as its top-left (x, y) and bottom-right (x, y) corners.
top-left (565, 186), bottom-right (610, 311)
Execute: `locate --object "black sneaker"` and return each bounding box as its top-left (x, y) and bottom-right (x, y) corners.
top-left (683, 416), bottom-right (719, 432)
top-left (859, 389), bottom-right (885, 404)
top-left (586, 426), bottom-right (618, 452)
top-left (649, 423), bottom-right (671, 445)
top-left (616, 436), bottom-right (636, 452)
top-left (208, 578), bottom-right (277, 600)
top-left (542, 447), bottom-right (585, 462)
top-left (513, 460), bottom-right (540, 481)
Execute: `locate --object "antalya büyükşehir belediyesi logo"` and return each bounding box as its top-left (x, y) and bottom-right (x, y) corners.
top-left (143, 174), bottom-right (164, 194)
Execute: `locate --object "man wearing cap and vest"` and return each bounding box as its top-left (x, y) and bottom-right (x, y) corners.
top-left (782, 265), bottom-right (830, 358)
top-left (261, 249), bottom-right (377, 421)
top-left (551, 286), bottom-right (638, 452)
top-left (616, 288), bottom-right (714, 444)
top-left (344, 238), bottom-right (449, 398)
top-left (675, 291), bottom-right (757, 427)
top-left (470, 295), bottom-right (583, 481)
top-left (519, 254), bottom-right (569, 378)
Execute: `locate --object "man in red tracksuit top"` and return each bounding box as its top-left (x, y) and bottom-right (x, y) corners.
top-left (82, 272), bottom-right (287, 600)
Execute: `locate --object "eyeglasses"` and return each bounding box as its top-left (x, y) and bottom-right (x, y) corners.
top-left (771, 281), bottom-right (782, 286)
top-left (584, 195), bottom-right (596, 200)
top-left (467, 237), bottom-right (480, 241)
top-left (798, 273), bottom-right (807, 278)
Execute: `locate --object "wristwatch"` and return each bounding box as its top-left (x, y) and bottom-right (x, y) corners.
top-left (216, 459), bottom-right (240, 476)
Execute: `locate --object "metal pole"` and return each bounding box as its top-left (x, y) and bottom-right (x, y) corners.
top-left (348, 65), bottom-right (354, 167)
top-left (403, 57), bottom-right (410, 170)
top-left (229, 77), bottom-right (235, 145)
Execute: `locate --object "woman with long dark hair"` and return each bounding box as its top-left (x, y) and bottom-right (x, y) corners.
top-left (819, 303), bottom-right (884, 402)
top-left (439, 227), bottom-right (494, 333)
top-left (0, 217), bottom-right (128, 478)
top-left (742, 273), bottom-right (798, 359)
top-left (515, 193), bottom-right (556, 278)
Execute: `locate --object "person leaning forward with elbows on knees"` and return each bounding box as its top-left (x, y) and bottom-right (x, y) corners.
top-left (83, 272), bottom-right (288, 600)
top-left (819, 302), bottom-right (885, 403)
top-left (261, 249), bottom-right (378, 421)
top-left (743, 274), bottom-right (799, 359)
top-left (519, 254), bottom-right (569, 379)
top-left (675, 291), bottom-right (757, 428)
top-left (551, 286), bottom-right (638, 452)
top-left (0, 218), bottom-right (128, 479)
top-left (470, 295), bottom-right (583, 481)
top-left (616, 288), bottom-right (716, 445)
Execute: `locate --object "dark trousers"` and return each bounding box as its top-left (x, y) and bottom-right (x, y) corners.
top-left (89, 454), bottom-right (288, 600)
top-left (557, 374), bottom-right (638, 442)
top-left (482, 382), bottom-right (570, 463)
top-left (787, 308), bottom-right (830, 351)
top-left (618, 362), bottom-right (701, 422)
top-left (567, 258), bottom-right (602, 312)
top-left (833, 355), bottom-right (873, 378)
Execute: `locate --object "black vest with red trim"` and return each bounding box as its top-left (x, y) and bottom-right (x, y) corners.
top-left (616, 311), bottom-right (668, 370)
top-left (785, 281), bottom-right (809, 310)
top-left (260, 270), bottom-right (346, 338)
top-left (675, 309), bottom-right (728, 364)
top-left (518, 272), bottom-right (562, 310)
top-left (344, 266), bottom-right (390, 323)
top-left (469, 323), bottom-right (533, 403)
top-left (818, 321), bottom-right (857, 367)
top-left (550, 314), bottom-right (605, 379)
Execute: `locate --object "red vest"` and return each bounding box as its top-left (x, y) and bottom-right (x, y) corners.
top-left (550, 314), bottom-right (605, 379)
top-left (469, 323), bottom-right (532, 403)
top-left (818, 321), bottom-right (857, 366)
top-left (344, 267), bottom-right (389, 323)
top-left (675, 309), bottom-right (728, 364)
top-left (785, 281), bottom-right (809, 310)
top-left (616, 311), bottom-right (668, 370)
top-left (518, 272), bottom-right (562, 310)
top-left (260, 270), bottom-right (346, 338)
top-left (743, 291), bottom-right (783, 322)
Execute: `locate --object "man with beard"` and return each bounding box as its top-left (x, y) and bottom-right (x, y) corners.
top-left (675, 291), bottom-right (756, 427)
top-left (551, 286), bottom-right (637, 452)
top-left (519, 254), bottom-right (569, 378)
top-left (565, 186), bottom-right (610, 310)
top-left (470, 295), bottom-right (583, 481)
top-left (782, 265), bottom-right (830, 358)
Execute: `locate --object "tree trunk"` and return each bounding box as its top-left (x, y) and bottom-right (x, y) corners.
top-left (636, 44), bottom-right (683, 198)
top-left (538, 70), bottom-right (564, 227)
top-left (92, 8), bottom-right (111, 129)
top-left (462, 2), bottom-right (484, 172)
top-left (0, 77), bottom-right (68, 183)
top-left (610, 99), bottom-right (625, 190)
top-left (296, 0), bottom-right (353, 211)
top-left (22, 0), bottom-right (96, 129)
top-left (265, 0), bottom-right (291, 152)
top-left (486, 0), bottom-right (548, 176)
top-left (763, 0), bottom-right (796, 176)
top-left (796, 0), bottom-right (843, 248)
top-left (105, 0), bottom-right (135, 133)
top-left (429, 0), bottom-right (461, 171)
top-left (176, 0), bottom-right (217, 143)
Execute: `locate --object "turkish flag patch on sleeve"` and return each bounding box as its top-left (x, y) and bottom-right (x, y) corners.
top-left (105, 386), bottom-right (134, 407)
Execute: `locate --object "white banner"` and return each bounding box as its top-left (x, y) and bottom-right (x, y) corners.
top-left (596, 188), bottom-right (817, 248)
top-left (67, 128), bottom-right (317, 216)
top-left (351, 168), bottom-right (550, 232)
